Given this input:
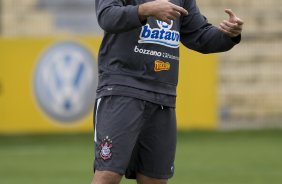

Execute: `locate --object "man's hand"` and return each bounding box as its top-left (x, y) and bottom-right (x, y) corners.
top-left (219, 9), bottom-right (244, 37)
top-left (138, 0), bottom-right (188, 24)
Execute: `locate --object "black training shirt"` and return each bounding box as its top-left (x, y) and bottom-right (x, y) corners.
top-left (95, 0), bottom-right (240, 107)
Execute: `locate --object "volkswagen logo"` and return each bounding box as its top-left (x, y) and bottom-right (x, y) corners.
top-left (34, 42), bottom-right (97, 123)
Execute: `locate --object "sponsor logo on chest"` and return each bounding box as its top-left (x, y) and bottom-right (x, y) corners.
top-left (154, 60), bottom-right (171, 72)
top-left (139, 20), bottom-right (180, 48)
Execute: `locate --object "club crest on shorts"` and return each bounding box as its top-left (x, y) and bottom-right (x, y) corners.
top-left (99, 136), bottom-right (113, 160)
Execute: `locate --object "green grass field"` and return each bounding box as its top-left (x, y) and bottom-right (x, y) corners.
top-left (0, 130), bottom-right (282, 184)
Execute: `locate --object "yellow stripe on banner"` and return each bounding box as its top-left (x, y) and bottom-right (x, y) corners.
top-left (0, 37), bottom-right (102, 134)
top-left (0, 37), bottom-right (217, 134)
top-left (176, 46), bottom-right (218, 130)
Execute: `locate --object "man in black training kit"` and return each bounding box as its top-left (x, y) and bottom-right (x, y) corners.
top-left (93, 0), bottom-right (243, 183)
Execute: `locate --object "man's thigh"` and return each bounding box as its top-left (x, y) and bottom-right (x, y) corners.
top-left (126, 104), bottom-right (177, 179)
top-left (94, 96), bottom-right (145, 174)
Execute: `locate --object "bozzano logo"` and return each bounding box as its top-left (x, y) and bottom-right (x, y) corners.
top-left (139, 20), bottom-right (180, 48)
top-left (154, 60), bottom-right (170, 72)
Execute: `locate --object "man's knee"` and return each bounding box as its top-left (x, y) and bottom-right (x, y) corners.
top-left (91, 170), bottom-right (122, 184)
top-left (137, 173), bottom-right (168, 184)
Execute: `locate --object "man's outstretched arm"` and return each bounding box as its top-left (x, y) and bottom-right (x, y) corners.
top-left (96, 0), bottom-right (187, 33)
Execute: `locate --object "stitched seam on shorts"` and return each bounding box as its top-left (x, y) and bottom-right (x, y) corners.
top-left (95, 166), bottom-right (126, 175)
top-left (138, 169), bottom-right (174, 179)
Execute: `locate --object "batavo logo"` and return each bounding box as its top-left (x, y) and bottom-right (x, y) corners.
top-left (139, 20), bottom-right (180, 48)
top-left (154, 60), bottom-right (170, 72)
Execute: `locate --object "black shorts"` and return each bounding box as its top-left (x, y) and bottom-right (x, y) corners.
top-left (93, 95), bottom-right (176, 179)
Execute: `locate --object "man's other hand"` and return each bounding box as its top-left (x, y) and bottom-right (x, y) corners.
top-left (219, 9), bottom-right (244, 37)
